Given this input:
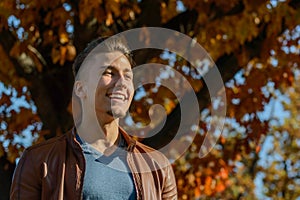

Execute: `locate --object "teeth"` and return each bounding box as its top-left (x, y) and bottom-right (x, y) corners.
top-left (109, 94), bottom-right (126, 100)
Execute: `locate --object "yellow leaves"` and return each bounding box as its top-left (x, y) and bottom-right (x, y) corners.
top-left (106, 12), bottom-right (114, 26)
top-left (120, 5), bottom-right (139, 22)
top-left (43, 7), bottom-right (71, 41)
top-left (79, 0), bottom-right (103, 24)
top-left (161, 0), bottom-right (178, 24)
top-left (59, 46), bottom-right (67, 65)
top-left (234, 12), bottom-right (260, 45)
top-left (164, 98), bottom-right (176, 114)
top-left (78, 0), bottom-right (89, 24)
top-left (106, 0), bottom-right (121, 18)
top-left (66, 44), bottom-right (76, 61)
top-left (51, 44), bottom-right (76, 65)
top-left (79, 0), bottom-right (139, 25)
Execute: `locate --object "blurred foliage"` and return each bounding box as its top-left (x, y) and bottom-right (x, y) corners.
top-left (0, 0), bottom-right (300, 199)
top-left (259, 75), bottom-right (300, 199)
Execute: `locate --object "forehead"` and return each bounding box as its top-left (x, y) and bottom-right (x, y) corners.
top-left (100, 51), bottom-right (132, 67)
top-left (77, 51), bottom-right (132, 78)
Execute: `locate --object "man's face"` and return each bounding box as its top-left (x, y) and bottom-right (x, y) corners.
top-left (79, 51), bottom-right (134, 123)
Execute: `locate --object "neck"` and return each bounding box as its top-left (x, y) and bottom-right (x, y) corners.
top-left (77, 116), bottom-right (120, 153)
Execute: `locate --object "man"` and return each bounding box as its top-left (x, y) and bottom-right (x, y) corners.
top-left (10, 36), bottom-right (177, 199)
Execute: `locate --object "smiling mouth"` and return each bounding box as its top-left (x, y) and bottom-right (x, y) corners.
top-left (107, 93), bottom-right (127, 101)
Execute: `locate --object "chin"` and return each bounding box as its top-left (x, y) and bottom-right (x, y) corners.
top-left (107, 109), bottom-right (127, 119)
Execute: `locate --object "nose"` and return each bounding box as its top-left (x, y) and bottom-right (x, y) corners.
top-left (114, 75), bottom-right (127, 89)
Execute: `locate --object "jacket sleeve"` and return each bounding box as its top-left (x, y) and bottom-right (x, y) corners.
top-left (162, 164), bottom-right (177, 200)
top-left (10, 149), bottom-right (41, 200)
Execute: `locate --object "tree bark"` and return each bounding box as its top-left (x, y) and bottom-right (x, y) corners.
top-left (0, 154), bottom-right (15, 200)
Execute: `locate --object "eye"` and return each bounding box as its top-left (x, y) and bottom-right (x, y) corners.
top-left (124, 73), bottom-right (133, 80)
top-left (103, 69), bottom-right (113, 76)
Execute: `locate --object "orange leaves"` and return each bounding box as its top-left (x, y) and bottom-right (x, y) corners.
top-left (7, 108), bottom-right (40, 133)
top-left (0, 0), bottom-right (15, 30)
top-left (106, 0), bottom-right (121, 18)
top-left (59, 46), bottom-right (67, 65)
top-left (66, 44), bottom-right (76, 61)
top-left (19, 10), bottom-right (37, 31)
top-left (213, 0), bottom-right (241, 13)
top-left (78, 0), bottom-right (140, 26)
top-left (50, 28), bottom-right (75, 65)
top-left (7, 144), bottom-right (23, 163)
top-left (267, 3), bottom-right (294, 37)
top-left (0, 0), bottom-right (15, 17)
top-left (44, 12), bottom-right (52, 26)
top-left (10, 41), bottom-right (46, 73)
top-left (9, 41), bottom-right (24, 58)
top-left (0, 93), bottom-right (12, 108)
top-left (120, 4), bottom-right (140, 21)
top-left (79, 0), bottom-right (103, 24)
top-left (181, 0), bottom-right (198, 10)
top-left (0, 0), bottom-right (299, 198)
top-left (42, 30), bottom-right (56, 46)
top-left (204, 176), bottom-right (213, 196)
top-left (181, 163), bottom-right (231, 199)
top-left (105, 12), bottom-right (114, 26)
top-left (234, 13), bottom-right (260, 45)
top-left (51, 43), bottom-right (76, 66)
top-left (104, 0), bottom-right (133, 26)
top-left (52, 7), bottom-right (70, 27)
top-left (161, 0), bottom-right (178, 24)
top-left (59, 32), bottom-right (69, 45)
top-left (0, 43), bottom-right (28, 88)
top-left (0, 87), bottom-right (41, 163)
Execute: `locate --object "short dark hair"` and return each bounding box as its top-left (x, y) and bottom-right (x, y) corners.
top-left (72, 36), bottom-right (134, 77)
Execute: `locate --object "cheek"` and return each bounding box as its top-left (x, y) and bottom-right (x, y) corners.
top-left (97, 78), bottom-right (112, 91)
top-left (128, 84), bottom-right (134, 98)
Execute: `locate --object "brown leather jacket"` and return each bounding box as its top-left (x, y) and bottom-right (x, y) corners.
top-left (10, 128), bottom-right (177, 200)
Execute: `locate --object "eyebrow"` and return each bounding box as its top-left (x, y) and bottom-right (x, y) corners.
top-left (102, 65), bottom-right (133, 73)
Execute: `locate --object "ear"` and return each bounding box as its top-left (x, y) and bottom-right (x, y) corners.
top-left (74, 81), bottom-right (87, 99)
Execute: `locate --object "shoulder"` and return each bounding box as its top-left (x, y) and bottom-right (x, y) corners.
top-left (26, 134), bottom-right (67, 152)
top-left (20, 132), bottom-right (71, 164)
top-left (134, 140), bottom-right (172, 168)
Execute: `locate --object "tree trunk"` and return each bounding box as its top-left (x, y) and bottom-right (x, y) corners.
top-left (0, 155), bottom-right (15, 200)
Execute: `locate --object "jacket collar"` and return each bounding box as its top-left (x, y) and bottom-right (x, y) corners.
top-left (69, 127), bottom-right (137, 152)
top-left (119, 127), bottom-right (136, 152)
